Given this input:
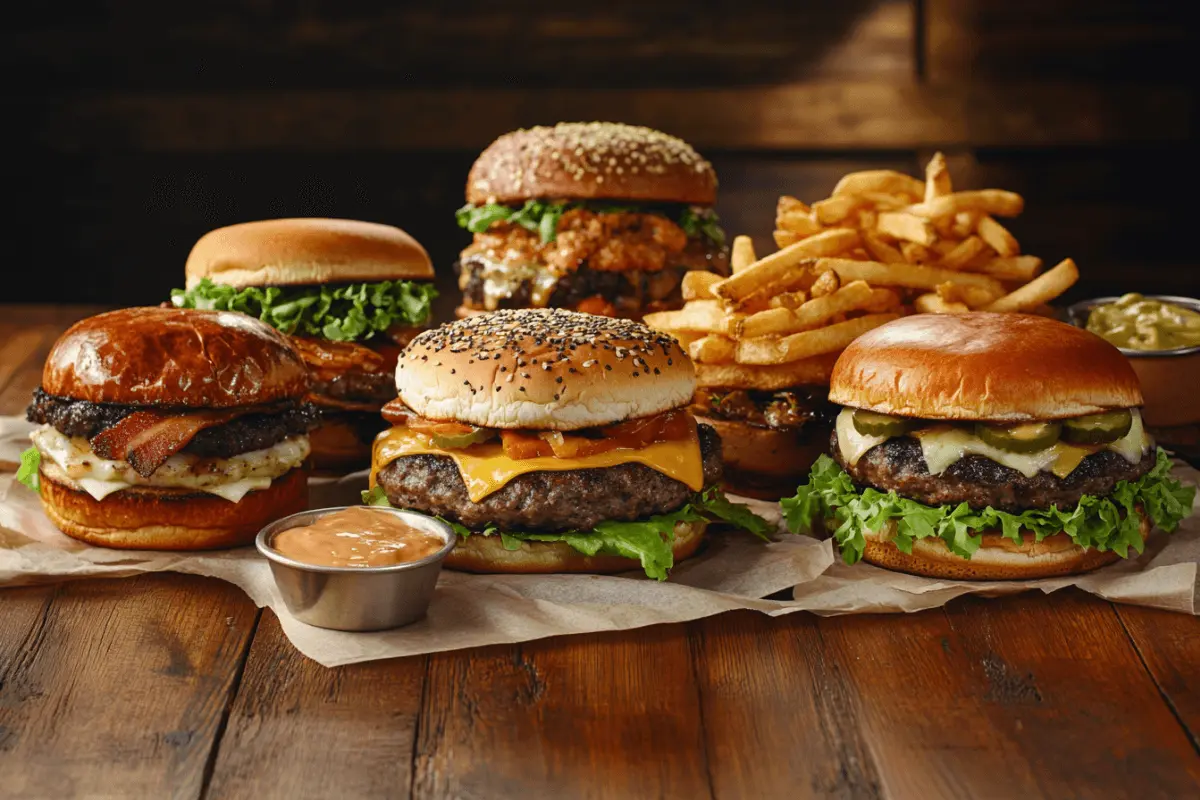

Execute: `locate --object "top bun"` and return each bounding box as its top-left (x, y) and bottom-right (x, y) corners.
top-left (396, 309), bottom-right (695, 430)
top-left (185, 218), bottom-right (434, 289)
top-left (43, 307), bottom-right (310, 407)
top-left (466, 122), bottom-right (717, 206)
top-left (830, 312), bottom-right (1143, 421)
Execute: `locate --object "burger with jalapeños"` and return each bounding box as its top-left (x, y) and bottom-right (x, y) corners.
top-left (784, 312), bottom-right (1195, 579)
top-left (454, 122), bottom-right (729, 320)
top-left (364, 309), bottom-right (768, 579)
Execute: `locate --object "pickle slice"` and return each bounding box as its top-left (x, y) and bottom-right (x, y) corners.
top-left (429, 427), bottom-right (495, 449)
top-left (1061, 410), bottom-right (1133, 444)
top-left (852, 409), bottom-right (917, 438)
top-left (975, 421), bottom-right (1062, 453)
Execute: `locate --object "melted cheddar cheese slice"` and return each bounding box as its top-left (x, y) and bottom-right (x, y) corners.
top-left (372, 425), bottom-right (705, 502)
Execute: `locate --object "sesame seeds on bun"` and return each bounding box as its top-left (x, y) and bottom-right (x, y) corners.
top-left (466, 122), bottom-right (717, 206)
top-left (395, 309), bottom-right (696, 430)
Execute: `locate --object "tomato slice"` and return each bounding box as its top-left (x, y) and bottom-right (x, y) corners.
top-left (499, 410), bottom-right (696, 460)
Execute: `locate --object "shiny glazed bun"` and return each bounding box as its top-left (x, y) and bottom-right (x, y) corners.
top-left (185, 218), bottom-right (434, 289)
top-left (396, 309), bottom-right (695, 430)
top-left (43, 307), bottom-right (310, 407)
top-left (830, 312), bottom-right (1143, 421)
top-left (697, 417), bottom-right (829, 500)
top-left (466, 122), bottom-right (717, 206)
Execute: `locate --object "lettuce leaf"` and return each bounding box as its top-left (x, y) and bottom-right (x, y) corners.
top-left (361, 484), bottom-right (768, 580)
top-left (171, 278), bottom-right (437, 342)
top-left (456, 200), bottom-right (726, 247)
top-left (16, 446), bottom-right (40, 493)
top-left (782, 451), bottom-right (1195, 565)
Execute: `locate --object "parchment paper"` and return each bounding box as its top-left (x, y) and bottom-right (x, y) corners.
top-left (2, 416), bottom-right (1196, 667)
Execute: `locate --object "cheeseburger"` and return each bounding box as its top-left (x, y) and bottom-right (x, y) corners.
top-left (784, 313), bottom-right (1195, 579)
top-left (454, 122), bottom-right (729, 319)
top-left (365, 309), bottom-right (767, 580)
top-left (171, 218), bottom-right (437, 471)
top-left (18, 308), bottom-right (315, 549)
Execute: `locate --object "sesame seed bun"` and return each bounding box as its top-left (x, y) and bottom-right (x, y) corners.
top-left (396, 309), bottom-right (695, 430)
top-left (830, 313), bottom-right (1143, 422)
top-left (185, 218), bottom-right (434, 289)
top-left (466, 122), bottom-right (717, 206)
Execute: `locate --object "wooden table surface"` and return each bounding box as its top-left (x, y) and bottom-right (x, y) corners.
top-left (1, 304), bottom-right (1198, 799)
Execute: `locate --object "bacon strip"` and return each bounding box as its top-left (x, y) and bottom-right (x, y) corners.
top-left (90, 409), bottom-right (242, 477)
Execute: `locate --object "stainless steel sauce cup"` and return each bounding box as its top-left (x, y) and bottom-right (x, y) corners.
top-left (256, 506), bottom-right (456, 631)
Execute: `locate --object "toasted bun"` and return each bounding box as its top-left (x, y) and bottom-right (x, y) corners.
top-left (307, 416), bottom-right (377, 473)
top-left (397, 309), bottom-right (695, 430)
top-left (857, 513), bottom-right (1151, 580)
top-left (38, 467), bottom-right (308, 550)
top-left (185, 218), bottom-right (434, 289)
top-left (466, 122), bottom-right (717, 206)
top-left (697, 416), bottom-right (829, 500)
top-left (830, 312), bottom-right (1143, 421)
top-left (43, 307), bottom-right (310, 407)
top-left (444, 519), bottom-right (706, 574)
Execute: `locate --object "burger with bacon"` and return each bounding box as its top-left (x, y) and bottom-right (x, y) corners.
top-left (454, 122), bottom-right (729, 320)
top-left (170, 218), bottom-right (437, 471)
top-left (364, 309), bottom-right (767, 580)
top-left (18, 307), bottom-right (315, 549)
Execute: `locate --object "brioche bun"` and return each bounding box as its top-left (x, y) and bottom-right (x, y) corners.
top-left (307, 415), bottom-right (378, 473)
top-left (396, 309), bottom-right (695, 430)
top-left (830, 312), bottom-right (1143, 421)
top-left (185, 218), bottom-right (434, 289)
top-left (466, 122), bottom-right (717, 206)
top-left (43, 307), bottom-right (310, 407)
top-left (697, 416), bottom-right (829, 500)
top-left (444, 520), bottom-right (706, 574)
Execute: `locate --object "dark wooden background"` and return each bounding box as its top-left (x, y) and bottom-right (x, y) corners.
top-left (5, 1), bottom-right (1196, 314)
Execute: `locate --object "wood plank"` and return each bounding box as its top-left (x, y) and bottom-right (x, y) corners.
top-left (204, 612), bottom-right (426, 798)
top-left (0, 574), bottom-right (258, 798)
top-left (1115, 606), bottom-right (1200, 751)
top-left (23, 82), bottom-right (1192, 153)
top-left (413, 626), bottom-right (713, 798)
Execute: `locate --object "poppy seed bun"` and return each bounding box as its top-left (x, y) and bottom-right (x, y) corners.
top-left (466, 122), bottom-right (717, 206)
top-left (830, 313), bottom-right (1143, 421)
top-left (396, 309), bottom-right (695, 430)
top-left (185, 218), bottom-right (434, 289)
top-left (43, 307), bottom-right (310, 407)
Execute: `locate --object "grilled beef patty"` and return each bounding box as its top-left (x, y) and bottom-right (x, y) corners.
top-left (691, 387), bottom-right (836, 431)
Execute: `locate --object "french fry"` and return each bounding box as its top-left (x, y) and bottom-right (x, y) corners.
top-left (820, 257), bottom-right (1006, 296)
top-left (863, 287), bottom-right (902, 312)
top-left (776, 210), bottom-right (821, 237)
top-left (737, 307), bottom-right (798, 338)
top-left (812, 195), bottom-right (863, 225)
top-left (681, 270), bottom-right (722, 301)
top-left (907, 190), bottom-right (1025, 220)
top-left (976, 215), bottom-right (1020, 257)
top-left (924, 152), bottom-right (952, 203)
top-left (713, 229), bottom-right (859, 304)
top-left (936, 281), bottom-right (999, 309)
top-left (777, 195), bottom-right (811, 216)
top-left (809, 269), bottom-right (840, 298)
top-left (915, 293), bottom-right (969, 314)
top-left (736, 313), bottom-right (901, 365)
top-left (967, 255), bottom-right (1043, 282)
top-left (832, 170), bottom-right (925, 199)
top-left (877, 212), bottom-right (935, 245)
top-left (900, 241), bottom-right (934, 264)
top-left (730, 235), bottom-right (758, 272)
top-left (769, 290), bottom-right (809, 310)
top-left (773, 230), bottom-right (802, 249)
top-left (861, 230), bottom-right (905, 264)
top-left (938, 235), bottom-right (988, 270)
top-left (694, 356), bottom-right (840, 392)
top-left (790, 281), bottom-right (875, 329)
top-left (983, 258), bottom-right (1079, 313)
top-left (859, 192), bottom-right (909, 211)
top-left (950, 211), bottom-right (976, 238)
top-left (643, 300), bottom-right (727, 334)
top-left (856, 208), bottom-right (878, 231)
top-left (688, 334), bottom-right (736, 364)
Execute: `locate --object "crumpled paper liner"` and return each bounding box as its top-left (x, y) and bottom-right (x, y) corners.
top-left (2, 416), bottom-right (1196, 667)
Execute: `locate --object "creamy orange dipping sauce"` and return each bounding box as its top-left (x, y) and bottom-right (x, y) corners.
top-left (271, 507), bottom-right (444, 568)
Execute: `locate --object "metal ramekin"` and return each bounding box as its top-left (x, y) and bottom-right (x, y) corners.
top-left (256, 506), bottom-right (456, 632)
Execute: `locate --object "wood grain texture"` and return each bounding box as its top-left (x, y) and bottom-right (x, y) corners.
top-left (414, 626), bottom-right (713, 799)
top-left (0, 575), bottom-right (258, 799)
top-left (1116, 605), bottom-right (1200, 751)
top-left (204, 612), bottom-right (426, 798)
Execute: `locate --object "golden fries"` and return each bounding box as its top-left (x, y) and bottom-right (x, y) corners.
top-left (688, 335), bottom-right (736, 364)
top-left (713, 229), bottom-right (858, 304)
top-left (819, 258), bottom-right (1005, 297)
top-left (643, 301), bottom-right (727, 334)
top-left (694, 356), bottom-right (840, 392)
top-left (681, 270), bottom-right (722, 301)
top-left (967, 255), bottom-right (1043, 282)
top-left (736, 313), bottom-right (901, 365)
top-left (730, 235), bottom-right (758, 272)
top-left (877, 212), bottom-right (935, 246)
top-left (976, 215), bottom-right (1020, 257)
top-left (907, 190), bottom-right (1025, 220)
top-left (833, 170), bottom-right (925, 200)
top-left (915, 293), bottom-right (969, 314)
top-left (938, 235), bottom-right (987, 270)
top-left (983, 259), bottom-right (1080, 313)
top-left (924, 152), bottom-right (952, 203)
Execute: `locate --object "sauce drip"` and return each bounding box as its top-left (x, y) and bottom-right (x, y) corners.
top-left (272, 507), bottom-right (444, 568)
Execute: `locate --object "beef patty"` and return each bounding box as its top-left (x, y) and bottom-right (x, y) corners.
top-left (833, 431), bottom-right (1157, 513)
top-left (376, 423), bottom-right (723, 532)
top-left (26, 388), bottom-right (319, 460)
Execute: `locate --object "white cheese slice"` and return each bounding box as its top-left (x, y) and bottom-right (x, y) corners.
top-left (204, 477), bottom-right (274, 503)
top-left (1107, 409), bottom-right (1150, 464)
top-left (835, 408), bottom-right (888, 466)
top-left (77, 477), bottom-right (133, 501)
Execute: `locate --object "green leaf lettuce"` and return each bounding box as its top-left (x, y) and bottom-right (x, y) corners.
top-left (16, 446), bottom-right (41, 493)
top-left (456, 200), bottom-right (726, 247)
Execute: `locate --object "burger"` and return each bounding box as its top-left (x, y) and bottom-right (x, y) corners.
top-left (17, 307), bottom-right (315, 549)
top-left (783, 312), bottom-right (1195, 579)
top-left (364, 309), bottom-right (767, 579)
top-left (170, 217), bottom-right (437, 471)
top-left (454, 122), bottom-right (729, 320)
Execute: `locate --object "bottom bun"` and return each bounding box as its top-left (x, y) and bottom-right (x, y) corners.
top-left (445, 519), bottom-right (707, 574)
top-left (309, 415), bottom-right (381, 474)
top-left (39, 467), bottom-right (309, 550)
top-left (858, 514), bottom-right (1152, 580)
top-left (698, 416), bottom-right (830, 500)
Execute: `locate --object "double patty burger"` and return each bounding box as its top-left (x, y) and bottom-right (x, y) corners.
top-left (784, 313), bottom-right (1195, 579)
top-left (171, 218), bottom-right (437, 471)
top-left (19, 308), bottom-right (315, 549)
top-left (365, 309), bottom-right (767, 579)
top-left (455, 122), bottom-right (729, 319)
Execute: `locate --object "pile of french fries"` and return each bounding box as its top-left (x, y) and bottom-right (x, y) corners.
top-left (644, 153), bottom-right (1080, 389)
